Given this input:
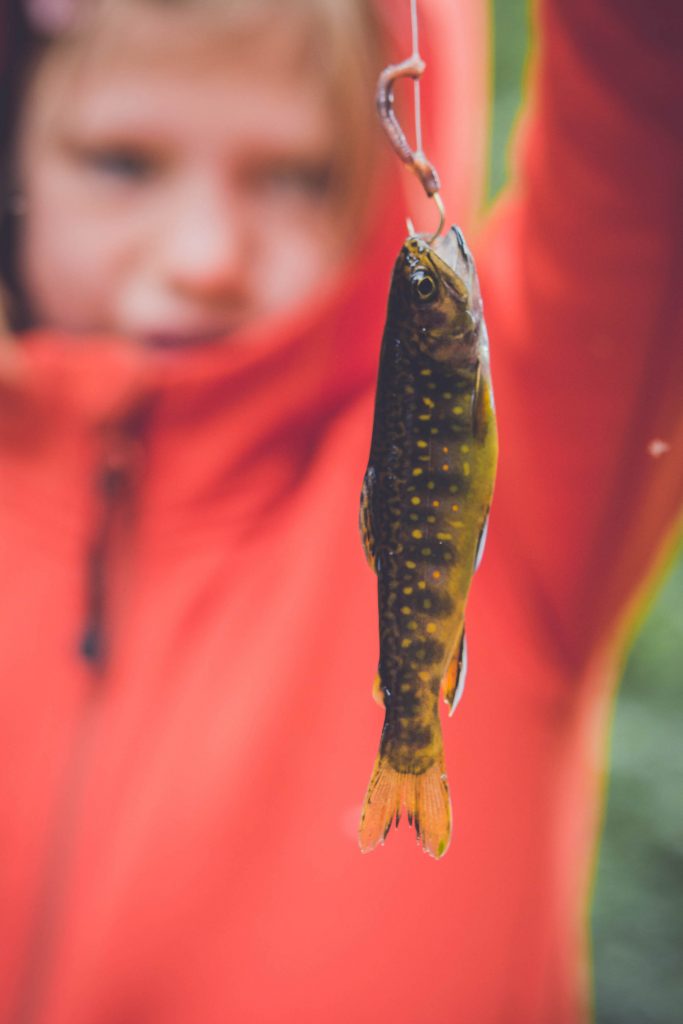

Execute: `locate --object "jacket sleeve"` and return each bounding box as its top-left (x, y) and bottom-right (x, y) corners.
top-left (477, 0), bottom-right (683, 671)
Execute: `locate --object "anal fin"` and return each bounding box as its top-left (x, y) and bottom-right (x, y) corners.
top-left (441, 628), bottom-right (468, 716)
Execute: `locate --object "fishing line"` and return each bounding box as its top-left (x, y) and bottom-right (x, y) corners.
top-left (410, 0), bottom-right (423, 157)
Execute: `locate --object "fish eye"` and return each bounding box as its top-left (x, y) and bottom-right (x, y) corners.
top-left (411, 270), bottom-right (438, 303)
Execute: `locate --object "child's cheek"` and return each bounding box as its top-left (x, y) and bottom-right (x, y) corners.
top-left (254, 214), bottom-right (345, 317)
top-left (18, 167), bottom-right (123, 333)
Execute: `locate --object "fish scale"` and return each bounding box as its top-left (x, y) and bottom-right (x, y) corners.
top-left (358, 228), bottom-right (498, 858)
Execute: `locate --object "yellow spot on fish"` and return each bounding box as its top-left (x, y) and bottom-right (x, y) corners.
top-left (432, 500), bottom-right (440, 507)
top-left (421, 547), bottom-right (431, 556)
top-left (405, 386), bottom-right (414, 394)
top-left (401, 638), bottom-right (411, 649)
top-left (412, 468), bottom-right (423, 477)
top-left (449, 484), bottom-right (459, 494)
top-left (409, 621), bottom-right (418, 631)
top-left (411, 497), bottom-right (420, 505)
top-left (403, 586), bottom-right (413, 595)
top-left (423, 599), bottom-right (432, 609)
top-left (420, 369), bottom-right (431, 377)
top-left (406, 560), bottom-right (417, 569)
top-left (443, 392), bottom-right (453, 399)
top-left (460, 444), bottom-right (470, 453)
top-left (412, 529), bottom-right (423, 539)
top-left (430, 428), bottom-right (439, 436)
top-left (401, 606), bottom-right (411, 615)
top-left (437, 532), bottom-right (452, 541)
top-left (453, 405), bottom-right (463, 414)
top-left (432, 570), bottom-right (441, 579)
top-left (422, 397), bottom-right (435, 408)
top-left (401, 682), bottom-right (411, 691)
top-left (442, 447), bottom-right (449, 454)
top-left (418, 414), bottom-right (431, 421)
top-left (418, 670), bottom-right (430, 682)
top-left (451, 504), bottom-right (459, 511)
top-left (451, 521), bottom-right (464, 528)
top-left (427, 481), bottom-right (435, 490)
top-left (463, 461), bottom-right (471, 476)
top-left (426, 623), bottom-right (437, 634)
top-left (427, 515), bottom-right (436, 524)
top-left (442, 463), bottom-right (450, 471)
top-left (417, 440), bottom-right (428, 449)
top-left (418, 581), bottom-right (427, 590)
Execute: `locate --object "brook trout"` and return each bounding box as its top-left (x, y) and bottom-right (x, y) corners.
top-left (358, 227), bottom-right (498, 859)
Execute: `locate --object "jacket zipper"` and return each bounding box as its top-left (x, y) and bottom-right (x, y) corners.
top-left (12, 427), bottom-right (139, 1024)
top-left (80, 450), bottom-right (133, 673)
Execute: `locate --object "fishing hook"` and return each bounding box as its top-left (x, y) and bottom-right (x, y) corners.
top-left (406, 192), bottom-right (445, 243)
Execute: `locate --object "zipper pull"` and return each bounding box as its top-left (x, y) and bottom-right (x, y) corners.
top-left (79, 425), bottom-right (141, 673)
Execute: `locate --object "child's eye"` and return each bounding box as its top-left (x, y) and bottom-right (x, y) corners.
top-left (250, 161), bottom-right (333, 201)
top-left (79, 146), bottom-right (156, 182)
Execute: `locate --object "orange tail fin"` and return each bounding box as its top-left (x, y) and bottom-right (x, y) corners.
top-left (358, 756), bottom-right (452, 859)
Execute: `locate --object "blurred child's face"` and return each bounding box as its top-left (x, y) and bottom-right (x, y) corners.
top-left (16, 3), bottom-right (355, 345)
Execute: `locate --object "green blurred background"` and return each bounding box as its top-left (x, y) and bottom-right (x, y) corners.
top-left (488, 2), bottom-right (683, 1021)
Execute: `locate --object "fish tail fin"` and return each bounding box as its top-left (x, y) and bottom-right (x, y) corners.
top-left (358, 754), bottom-right (452, 859)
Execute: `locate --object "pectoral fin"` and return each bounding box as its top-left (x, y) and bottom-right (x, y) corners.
top-left (472, 363), bottom-right (490, 441)
top-left (441, 628), bottom-right (468, 716)
top-left (359, 467), bottom-right (377, 571)
top-left (372, 673), bottom-right (385, 707)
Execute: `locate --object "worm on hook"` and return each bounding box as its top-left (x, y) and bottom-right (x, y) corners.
top-left (376, 54), bottom-right (441, 199)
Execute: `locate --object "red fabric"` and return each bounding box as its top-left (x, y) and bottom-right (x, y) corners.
top-left (1, 2), bottom-right (682, 1023)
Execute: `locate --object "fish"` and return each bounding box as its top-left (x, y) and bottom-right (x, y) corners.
top-left (358, 226), bottom-right (498, 859)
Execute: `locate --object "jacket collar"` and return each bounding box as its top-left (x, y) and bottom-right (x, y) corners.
top-left (0, 208), bottom-right (404, 540)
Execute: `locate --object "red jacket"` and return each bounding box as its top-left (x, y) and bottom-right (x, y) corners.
top-left (1, 2), bottom-right (681, 1022)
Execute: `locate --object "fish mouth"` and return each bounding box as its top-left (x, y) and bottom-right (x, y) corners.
top-left (433, 227), bottom-right (481, 310)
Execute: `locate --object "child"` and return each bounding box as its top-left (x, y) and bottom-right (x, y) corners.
top-left (4, 0), bottom-right (385, 335)
top-left (0, 1), bottom-right (681, 1022)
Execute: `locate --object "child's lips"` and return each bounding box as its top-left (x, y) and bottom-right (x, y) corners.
top-left (139, 327), bottom-right (234, 348)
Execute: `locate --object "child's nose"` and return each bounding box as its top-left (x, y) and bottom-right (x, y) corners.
top-left (161, 178), bottom-right (245, 300)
